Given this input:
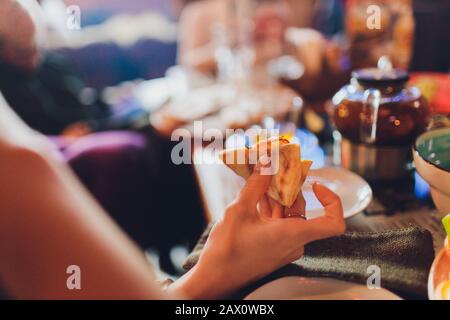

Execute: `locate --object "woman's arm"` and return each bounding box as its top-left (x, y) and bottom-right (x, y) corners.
top-left (0, 93), bottom-right (169, 299)
top-left (0, 141), bottom-right (170, 299)
top-left (0, 92), bottom-right (345, 299)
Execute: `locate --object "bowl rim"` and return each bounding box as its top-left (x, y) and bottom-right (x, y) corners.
top-left (413, 150), bottom-right (450, 198)
top-left (413, 127), bottom-right (450, 174)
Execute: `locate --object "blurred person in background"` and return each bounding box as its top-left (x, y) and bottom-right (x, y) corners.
top-left (179, 0), bottom-right (450, 80)
top-left (177, 0), bottom-right (346, 78)
top-left (177, 0), bottom-right (348, 145)
top-left (0, 0), bottom-right (147, 136)
top-left (178, 0), bottom-right (450, 143)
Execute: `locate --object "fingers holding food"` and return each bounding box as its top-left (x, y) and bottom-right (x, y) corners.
top-left (300, 183), bottom-right (346, 242)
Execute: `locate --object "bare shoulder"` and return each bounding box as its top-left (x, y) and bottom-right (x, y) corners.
top-left (0, 139), bottom-right (56, 188)
top-left (0, 142), bottom-right (60, 242)
top-left (0, 140), bottom-right (38, 158)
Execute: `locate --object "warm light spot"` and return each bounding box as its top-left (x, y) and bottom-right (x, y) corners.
top-left (389, 115), bottom-right (401, 127)
top-left (338, 106), bottom-right (349, 118)
top-left (436, 280), bottom-right (450, 300)
top-left (280, 132), bottom-right (294, 142)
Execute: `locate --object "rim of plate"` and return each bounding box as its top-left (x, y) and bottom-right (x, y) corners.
top-left (305, 167), bottom-right (373, 219)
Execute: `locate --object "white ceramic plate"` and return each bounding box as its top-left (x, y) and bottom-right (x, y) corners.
top-left (303, 167), bottom-right (372, 219)
top-left (245, 276), bottom-right (401, 300)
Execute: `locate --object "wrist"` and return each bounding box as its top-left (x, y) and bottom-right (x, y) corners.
top-left (169, 259), bottom-right (230, 300)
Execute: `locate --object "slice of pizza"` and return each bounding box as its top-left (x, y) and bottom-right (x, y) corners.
top-left (219, 137), bottom-right (312, 208)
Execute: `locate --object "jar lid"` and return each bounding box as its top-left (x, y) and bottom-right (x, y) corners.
top-left (352, 68), bottom-right (410, 86)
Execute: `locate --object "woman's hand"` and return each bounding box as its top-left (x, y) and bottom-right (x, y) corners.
top-left (171, 160), bottom-right (345, 299)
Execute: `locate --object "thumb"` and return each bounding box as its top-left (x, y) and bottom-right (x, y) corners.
top-left (299, 182), bottom-right (345, 243)
top-left (312, 182), bottom-right (343, 221)
top-left (237, 155), bottom-right (273, 208)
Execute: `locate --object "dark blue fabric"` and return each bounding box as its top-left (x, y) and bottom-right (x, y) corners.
top-left (54, 40), bottom-right (177, 89)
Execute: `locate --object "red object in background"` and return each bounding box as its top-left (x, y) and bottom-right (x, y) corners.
top-left (409, 73), bottom-right (450, 115)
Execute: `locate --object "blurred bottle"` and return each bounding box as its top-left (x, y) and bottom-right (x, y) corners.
top-left (346, 0), bottom-right (415, 69)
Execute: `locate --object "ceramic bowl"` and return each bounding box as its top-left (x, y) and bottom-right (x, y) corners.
top-left (413, 128), bottom-right (450, 213)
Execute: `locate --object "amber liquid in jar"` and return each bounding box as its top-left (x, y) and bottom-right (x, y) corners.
top-left (333, 83), bottom-right (430, 147)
